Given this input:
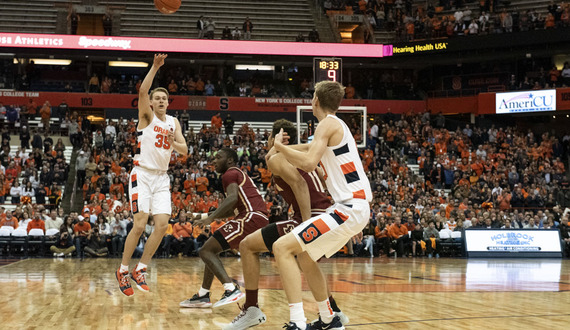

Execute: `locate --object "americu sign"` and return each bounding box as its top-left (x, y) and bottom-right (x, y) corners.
top-left (495, 90), bottom-right (556, 114)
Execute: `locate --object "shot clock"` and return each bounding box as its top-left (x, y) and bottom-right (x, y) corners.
top-left (313, 57), bottom-right (342, 83)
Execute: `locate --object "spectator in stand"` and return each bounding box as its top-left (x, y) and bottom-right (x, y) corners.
top-left (243, 17), bottom-right (253, 40)
top-left (67, 7), bottom-right (80, 35)
top-left (388, 216), bottom-right (409, 257)
top-left (423, 220), bottom-right (440, 258)
top-left (345, 83), bottom-right (356, 99)
top-left (101, 77), bottom-right (111, 93)
top-left (205, 80), bottom-right (215, 96)
top-left (224, 114), bottom-right (235, 135)
top-left (74, 215), bottom-right (91, 258)
top-left (40, 101), bottom-right (51, 133)
top-left (171, 213), bottom-right (193, 256)
top-left (27, 214), bottom-right (45, 234)
top-left (197, 16), bottom-right (205, 39)
top-left (10, 181), bottom-right (22, 205)
top-left (168, 79), bottom-right (178, 94)
top-left (195, 77), bottom-right (205, 95)
top-left (562, 62), bottom-right (570, 86)
top-left (0, 211), bottom-right (18, 229)
top-left (296, 33), bottom-right (305, 42)
top-left (45, 209), bottom-right (63, 232)
top-left (211, 112), bottom-right (223, 132)
top-left (88, 74), bottom-right (99, 93)
top-left (232, 27), bottom-right (242, 40)
top-left (205, 17), bottom-right (216, 39)
top-left (468, 20), bottom-right (479, 35)
top-left (20, 126), bottom-right (30, 149)
top-left (308, 28), bottom-right (321, 42)
top-left (222, 26), bottom-right (232, 40)
top-left (102, 10), bottom-right (112, 36)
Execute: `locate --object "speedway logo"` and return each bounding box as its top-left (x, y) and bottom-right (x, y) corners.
top-left (496, 89), bottom-right (556, 114)
top-left (78, 36), bottom-right (132, 50)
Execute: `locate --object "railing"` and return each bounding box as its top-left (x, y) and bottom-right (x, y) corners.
top-left (428, 88), bottom-right (482, 98)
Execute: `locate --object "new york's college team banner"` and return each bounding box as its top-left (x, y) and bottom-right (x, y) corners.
top-left (0, 32), bottom-right (384, 58)
top-left (0, 91), bottom-right (426, 113)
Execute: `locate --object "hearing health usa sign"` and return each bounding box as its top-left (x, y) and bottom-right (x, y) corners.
top-left (495, 90), bottom-right (556, 114)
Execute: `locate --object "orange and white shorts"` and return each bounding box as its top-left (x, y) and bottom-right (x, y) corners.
top-left (291, 200), bottom-right (369, 261)
top-left (129, 166), bottom-right (171, 216)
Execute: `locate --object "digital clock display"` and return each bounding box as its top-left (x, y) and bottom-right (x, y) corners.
top-left (313, 57), bottom-right (342, 83)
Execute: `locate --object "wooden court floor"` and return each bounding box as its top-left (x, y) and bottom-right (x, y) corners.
top-left (1, 256), bottom-right (570, 329)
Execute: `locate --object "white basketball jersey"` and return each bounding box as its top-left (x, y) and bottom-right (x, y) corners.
top-left (133, 114), bottom-right (175, 171)
top-left (318, 114), bottom-right (372, 203)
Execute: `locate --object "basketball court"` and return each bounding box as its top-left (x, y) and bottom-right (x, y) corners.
top-left (1, 257), bottom-right (569, 329)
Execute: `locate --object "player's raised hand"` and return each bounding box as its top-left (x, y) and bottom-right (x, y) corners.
top-left (153, 53), bottom-right (168, 68)
top-left (274, 128), bottom-right (284, 146)
top-left (166, 127), bottom-right (175, 146)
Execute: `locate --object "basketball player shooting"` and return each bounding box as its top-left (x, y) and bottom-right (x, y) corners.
top-left (271, 81), bottom-right (372, 330)
top-left (116, 54), bottom-right (188, 296)
top-left (223, 119), bottom-right (348, 330)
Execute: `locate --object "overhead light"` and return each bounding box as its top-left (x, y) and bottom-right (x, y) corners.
top-left (235, 64), bottom-right (275, 71)
top-left (340, 32), bottom-right (352, 39)
top-left (13, 58), bottom-right (71, 65)
top-left (108, 61), bottom-right (149, 68)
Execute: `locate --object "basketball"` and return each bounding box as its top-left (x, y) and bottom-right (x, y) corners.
top-left (154, 0), bottom-right (181, 14)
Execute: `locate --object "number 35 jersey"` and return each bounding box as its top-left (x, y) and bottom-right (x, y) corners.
top-left (133, 114), bottom-right (175, 171)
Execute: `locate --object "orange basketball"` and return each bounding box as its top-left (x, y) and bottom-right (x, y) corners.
top-left (154, 0), bottom-right (181, 14)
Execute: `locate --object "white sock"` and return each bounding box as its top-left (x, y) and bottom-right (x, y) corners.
top-left (120, 264), bottom-right (129, 272)
top-left (198, 287), bottom-right (210, 296)
top-left (136, 263), bottom-right (147, 271)
top-left (317, 299), bottom-right (334, 324)
top-left (223, 282), bottom-right (236, 292)
top-left (289, 302), bottom-right (306, 329)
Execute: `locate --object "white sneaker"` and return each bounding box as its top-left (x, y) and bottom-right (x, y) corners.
top-left (213, 286), bottom-right (245, 308)
top-left (222, 305), bottom-right (266, 329)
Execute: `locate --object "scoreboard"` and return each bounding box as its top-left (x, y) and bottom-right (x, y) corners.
top-left (313, 57), bottom-right (342, 83)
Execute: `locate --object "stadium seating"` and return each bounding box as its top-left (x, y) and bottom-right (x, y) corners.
top-left (99, 0), bottom-right (319, 42)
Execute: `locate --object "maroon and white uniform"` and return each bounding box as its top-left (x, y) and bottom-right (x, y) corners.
top-left (214, 167), bottom-right (269, 250)
top-left (261, 169), bottom-right (331, 251)
top-left (273, 170), bottom-right (330, 232)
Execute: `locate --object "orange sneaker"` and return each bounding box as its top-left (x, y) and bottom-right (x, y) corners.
top-left (131, 265), bottom-right (150, 292)
top-left (116, 269), bottom-right (134, 296)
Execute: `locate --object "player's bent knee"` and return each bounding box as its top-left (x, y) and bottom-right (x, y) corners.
top-left (198, 246), bottom-right (212, 260)
top-left (131, 223), bottom-right (146, 234)
top-left (239, 237), bottom-right (250, 253)
top-left (154, 224), bottom-right (168, 234)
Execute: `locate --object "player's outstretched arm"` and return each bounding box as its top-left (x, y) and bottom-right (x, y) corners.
top-left (138, 54), bottom-right (167, 127)
top-left (170, 118), bottom-right (188, 156)
top-left (195, 183), bottom-right (238, 225)
top-left (267, 153), bottom-right (312, 221)
top-left (274, 119), bottom-right (334, 173)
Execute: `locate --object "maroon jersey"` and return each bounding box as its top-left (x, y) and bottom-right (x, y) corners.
top-left (274, 169), bottom-right (331, 222)
top-left (222, 167), bottom-right (268, 218)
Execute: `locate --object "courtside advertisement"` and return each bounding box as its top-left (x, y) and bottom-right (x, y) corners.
top-left (465, 229), bottom-right (562, 257)
top-left (495, 89), bottom-right (556, 114)
top-left (0, 32), bottom-right (384, 57)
